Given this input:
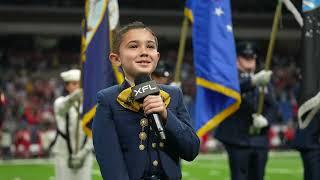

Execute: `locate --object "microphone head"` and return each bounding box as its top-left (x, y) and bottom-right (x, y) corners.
top-left (132, 75), bottom-right (159, 102)
top-left (134, 74), bottom-right (151, 85)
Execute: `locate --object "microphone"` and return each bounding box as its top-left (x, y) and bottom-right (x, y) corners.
top-left (132, 75), bottom-right (166, 140)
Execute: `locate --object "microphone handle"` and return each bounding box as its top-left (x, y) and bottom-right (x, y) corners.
top-left (149, 113), bottom-right (166, 140)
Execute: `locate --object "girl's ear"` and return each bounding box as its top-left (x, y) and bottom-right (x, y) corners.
top-left (109, 53), bottom-right (121, 67)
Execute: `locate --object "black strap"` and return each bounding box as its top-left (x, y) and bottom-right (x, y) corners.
top-left (64, 113), bottom-right (73, 154)
top-left (48, 131), bottom-right (58, 152)
top-left (48, 113), bottom-right (72, 155)
top-left (50, 96), bottom-right (92, 156)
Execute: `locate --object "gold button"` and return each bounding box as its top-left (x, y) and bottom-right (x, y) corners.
top-left (159, 142), bottom-right (164, 148)
top-left (152, 160), bottom-right (158, 166)
top-left (139, 144), bottom-right (145, 151)
top-left (139, 132), bottom-right (147, 140)
top-left (152, 143), bottom-right (157, 148)
top-left (140, 118), bottom-right (148, 127)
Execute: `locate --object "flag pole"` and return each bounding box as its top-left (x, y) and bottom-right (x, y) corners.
top-left (174, 16), bottom-right (189, 83)
top-left (257, 0), bottom-right (283, 114)
top-left (74, 18), bottom-right (87, 154)
top-left (75, 0), bottom-right (90, 152)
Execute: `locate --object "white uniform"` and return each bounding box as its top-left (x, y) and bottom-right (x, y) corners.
top-left (53, 90), bottom-right (93, 180)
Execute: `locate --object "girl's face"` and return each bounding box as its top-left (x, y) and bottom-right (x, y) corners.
top-left (110, 28), bottom-right (160, 82)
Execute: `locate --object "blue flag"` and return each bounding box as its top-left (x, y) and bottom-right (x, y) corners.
top-left (82, 0), bottom-right (118, 137)
top-left (302, 0), bottom-right (320, 12)
top-left (190, 0), bottom-right (241, 137)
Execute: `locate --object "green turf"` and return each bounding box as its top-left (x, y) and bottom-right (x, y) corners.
top-left (0, 151), bottom-right (303, 180)
top-left (182, 151), bottom-right (303, 180)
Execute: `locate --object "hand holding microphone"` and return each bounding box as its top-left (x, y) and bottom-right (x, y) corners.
top-left (132, 75), bottom-right (167, 140)
top-left (142, 95), bottom-right (167, 121)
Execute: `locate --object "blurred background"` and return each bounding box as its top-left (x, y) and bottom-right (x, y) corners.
top-left (0, 0), bottom-right (304, 179)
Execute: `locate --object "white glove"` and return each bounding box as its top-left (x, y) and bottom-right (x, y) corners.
top-left (68, 149), bottom-right (89, 169)
top-left (252, 113), bottom-right (269, 128)
top-left (251, 70), bottom-right (272, 86)
top-left (69, 89), bottom-right (83, 102)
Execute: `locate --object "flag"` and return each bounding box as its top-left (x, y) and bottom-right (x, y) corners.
top-left (82, 0), bottom-right (121, 137)
top-left (297, 0), bottom-right (320, 128)
top-left (108, 0), bottom-right (119, 31)
top-left (190, 0), bottom-right (241, 137)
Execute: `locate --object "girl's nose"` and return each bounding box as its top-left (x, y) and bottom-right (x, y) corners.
top-left (140, 46), bottom-right (148, 56)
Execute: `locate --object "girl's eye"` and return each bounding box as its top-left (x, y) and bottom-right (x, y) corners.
top-left (147, 45), bottom-right (155, 49)
top-left (128, 44), bottom-right (138, 48)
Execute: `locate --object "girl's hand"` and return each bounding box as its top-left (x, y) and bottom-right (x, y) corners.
top-left (142, 95), bottom-right (167, 122)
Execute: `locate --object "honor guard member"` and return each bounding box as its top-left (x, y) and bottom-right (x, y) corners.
top-left (215, 41), bottom-right (277, 180)
top-left (151, 61), bottom-right (171, 85)
top-left (52, 69), bottom-right (93, 180)
top-left (294, 112), bottom-right (320, 180)
top-left (92, 21), bottom-right (200, 180)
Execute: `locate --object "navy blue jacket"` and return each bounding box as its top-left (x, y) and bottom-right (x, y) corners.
top-left (215, 76), bottom-right (278, 148)
top-left (293, 113), bottom-right (320, 150)
top-left (92, 81), bottom-right (200, 180)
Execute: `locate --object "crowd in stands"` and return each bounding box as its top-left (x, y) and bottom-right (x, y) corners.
top-left (0, 35), bottom-right (80, 159)
top-left (0, 35), bottom-right (301, 159)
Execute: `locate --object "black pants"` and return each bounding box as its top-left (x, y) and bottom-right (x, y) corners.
top-left (300, 149), bottom-right (320, 180)
top-left (224, 144), bottom-right (268, 180)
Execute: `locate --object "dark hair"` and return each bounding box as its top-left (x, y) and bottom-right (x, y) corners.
top-left (112, 21), bottom-right (158, 53)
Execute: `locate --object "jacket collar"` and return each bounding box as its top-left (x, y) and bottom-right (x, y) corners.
top-left (117, 81), bottom-right (171, 112)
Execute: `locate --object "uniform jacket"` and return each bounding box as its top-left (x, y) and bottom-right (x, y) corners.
top-left (53, 92), bottom-right (93, 157)
top-left (93, 81), bottom-right (200, 180)
top-left (293, 113), bottom-right (320, 150)
top-left (53, 91), bottom-right (94, 180)
top-left (215, 76), bottom-right (278, 148)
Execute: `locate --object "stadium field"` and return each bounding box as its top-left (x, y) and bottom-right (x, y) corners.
top-left (0, 151), bottom-right (302, 180)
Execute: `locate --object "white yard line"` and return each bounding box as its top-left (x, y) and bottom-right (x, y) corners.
top-left (188, 151), bottom-right (299, 161)
top-left (0, 158), bottom-right (54, 165)
top-left (267, 168), bottom-right (303, 174)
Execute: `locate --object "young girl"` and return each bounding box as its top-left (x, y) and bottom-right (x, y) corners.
top-left (92, 21), bottom-right (199, 180)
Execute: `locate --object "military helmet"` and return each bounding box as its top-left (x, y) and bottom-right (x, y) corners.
top-left (236, 41), bottom-right (259, 59)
